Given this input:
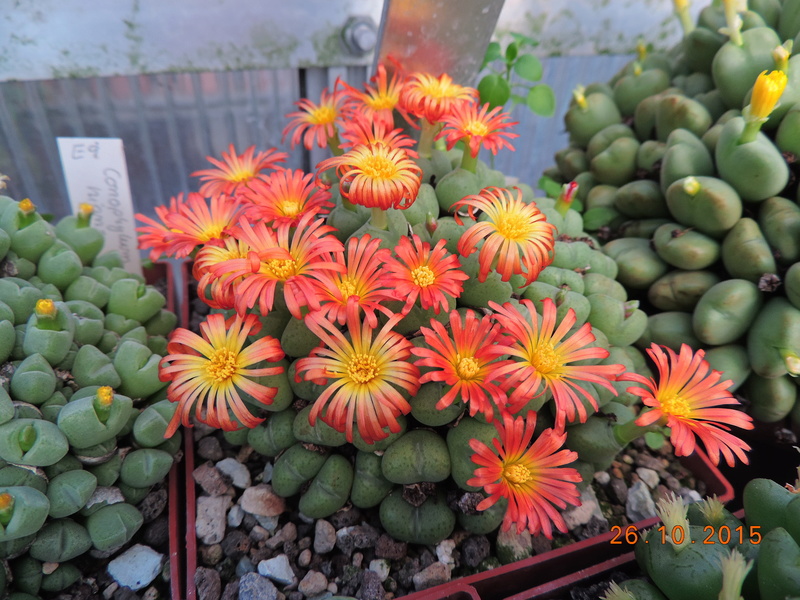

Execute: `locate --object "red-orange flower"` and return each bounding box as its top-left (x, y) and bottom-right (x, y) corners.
top-left (382, 234), bottom-right (469, 314)
top-left (136, 195), bottom-right (186, 261)
top-left (340, 63), bottom-right (409, 128)
top-left (211, 213), bottom-right (345, 318)
top-left (400, 72), bottom-right (478, 124)
top-left (159, 313), bottom-right (285, 437)
top-left (438, 101), bottom-right (518, 158)
top-left (412, 309), bottom-right (511, 420)
top-left (619, 343), bottom-right (753, 467)
top-left (192, 144), bottom-right (287, 197)
top-left (468, 411), bottom-right (582, 537)
top-left (192, 236), bottom-right (251, 309)
top-left (294, 301), bottom-right (420, 444)
top-left (136, 193), bottom-right (242, 260)
top-left (283, 81), bottom-right (346, 150)
top-left (310, 234), bottom-right (396, 328)
top-left (490, 298), bottom-right (626, 431)
top-left (339, 114), bottom-right (417, 152)
top-left (317, 143), bottom-right (422, 210)
top-left (455, 187), bottom-right (556, 286)
top-left (241, 169), bottom-right (334, 228)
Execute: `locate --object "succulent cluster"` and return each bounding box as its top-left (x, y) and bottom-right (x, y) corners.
top-left (544, 0), bottom-right (800, 432)
top-left (602, 468), bottom-right (800, 600)
top-left (143, 59), bottom-right (752, 554)
top-left (0, 194), bottom-right (180, 597)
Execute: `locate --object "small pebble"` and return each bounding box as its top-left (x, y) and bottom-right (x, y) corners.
top-left (636, 467), bottom-right (660, 490)
top-left (195, 566), bottom-right (222, 600)
top-left (368, 559), bottom-right (391, 582)
top-left (436, 539), bottom-right (456, 567)
top-left (298, 549), bottom-right (312, 568)
top-left (196, 496), bottom-right (232, 545)
top-left (258, 554), bottom-right (297, 586)
top-left (298, 570), bottom-right (328, 597)
top-left (107, 544), bottom-right (164, 591)
top-left (228, 504), bottom-right (245, 528)
top-left (594, 471), bottom-right (611, 485)
top-left (314, 520), bottom-right (336, 554)
top-left (216, 457), bottom-right (252, 489)
top-left (197, 436), bottom-right (224, 461)
top-left (238, 572), bottom-right (278, 600)
top-left (412, 562), bottom-right (451, 591)
top-left (240, 484), bottom-right (286, 517)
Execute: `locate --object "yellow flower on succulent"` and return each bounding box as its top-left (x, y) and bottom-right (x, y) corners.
top-left (0, 492), bottom-right (14, 526)
top-left (748, 69), bottom-right (787, 121)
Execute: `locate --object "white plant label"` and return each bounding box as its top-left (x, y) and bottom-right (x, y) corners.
top-left (56, 137), bottom-right (142, 276)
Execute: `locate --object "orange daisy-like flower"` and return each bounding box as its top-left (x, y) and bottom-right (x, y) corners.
top-left (339, 114), bottom-right (417, 152)
top-left (192, 144), bottom-right (288, 198)
top-left (241, 169), bottom-right (334, 228)
top-left (490, 298), bottom-right (626, 431)
top-left (211, 213), bottom-right (345, 318)
top-left (316, 143), bottom-right (422, 210)
top-left (136, 193), bottom-right (242, 260)
top-left (400, 71), bottom-right (478, 124)
top-left (192, 236), bottom-right (251, 310)
top-left (294, 301), bottom-right (421, 444)
top-left (438, 101), bottom-right (519, 158)
top-left (159, 313), bottom-right (285, 437)
top-left (136, 194), bottom-right (186, 261)
top-left (340, 63), bottom-right (409, 129)
top-left (454, 187), bottom-right (556, 286)
top-left (619, 343), bottom-right (754, 467)
top-left (311, 234), bottom-right (396, 329)
top-left (382, 234), bottom-right (469, 314)
top-left (283, 81), bottom-right (347, 150)
top-left (467, 411), bottom-right (582, 537)
top-left (412, 309), bottom-right (511, 420)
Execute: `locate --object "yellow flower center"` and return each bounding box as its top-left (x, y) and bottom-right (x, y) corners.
top-left (455, 355), bottom-right (480, 380)
top-left (367, 94), bottom-right (397, 111)
top-left (265, 258), bottom-right (297, 280)
top-left (206, 348), bottom-right (238, 383)
top-left (531, 342), bottom-right (560, 374)
top-left (504, 463), bottom-right (532, 485)
top-left (78, 203), bottom-right (94, 216)
top-left (348, 353), bottom-right (378, 384)
top-left (280, 198), bottom-right (303, 217)
top-left (465, 120), bottom-right (489, 137)
top-left (359, 154), bottom-right (398, 181)
top-left (411, 265), bottom-right (436, 288)
top-left (228, 167), bottom-right (256, 183)
top-left (338, 276), bottom-right (359, 299)
top-left (0, 492), bottom-right (13, 511)
top-left (659, 394), bottom-right (691, 417)
top-left (495, 212), bottom-right (530, 241)
top-left (309, 105), bottom-right (337, 125)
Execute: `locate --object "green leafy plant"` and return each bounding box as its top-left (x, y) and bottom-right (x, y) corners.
top-left (477, 32), bottom-right (556, 117)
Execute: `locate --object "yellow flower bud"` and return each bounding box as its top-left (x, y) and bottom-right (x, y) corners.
top-left (673, 0), bottom-right (689, 11)
top-left (34, 298), bottom-right (57, 318)
top-left (96, 386), bottom-right (114, 408)
top-left (0, 492), bottom-right (14, 527)
top-left (749, 70), bottom-right (788, 120)
top-left (682, 176), bottom-right (701, 196)
top-left (78, 203), bottom-right (94, 218)
top-left (18, 198), bottom-right (35, 215)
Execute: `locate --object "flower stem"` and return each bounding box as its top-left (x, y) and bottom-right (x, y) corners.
top-left (460, 148), bottom-right (479, 173)
top-left (371, 207), bottom-right (388, 230)
top-left (327, 130), bottom-right (344, 156)
top-left (613, 416), bottom-right (662, 447)
top-left (738, 119), bottom-right (763, 144)
top-left (417, 120), bottom-right (438, 159)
